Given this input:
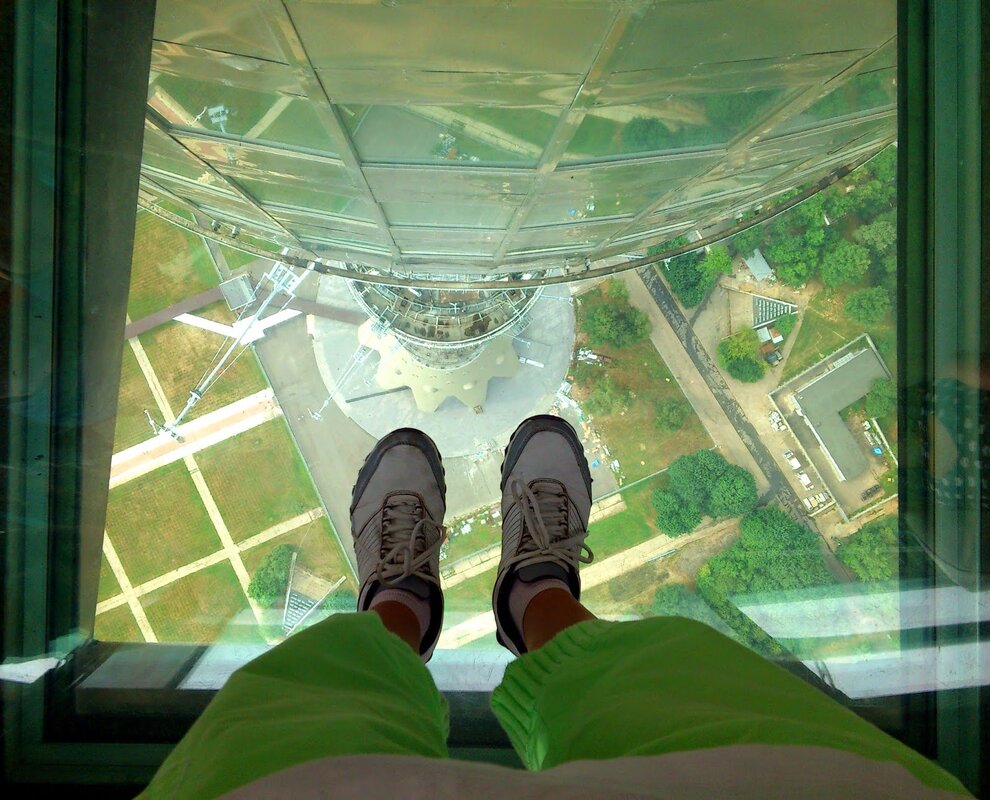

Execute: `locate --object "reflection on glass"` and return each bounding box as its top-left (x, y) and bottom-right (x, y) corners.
top-left (565, 89), bottom-right (782, 161)
top-left (339, 104), bottom-right (557, 166)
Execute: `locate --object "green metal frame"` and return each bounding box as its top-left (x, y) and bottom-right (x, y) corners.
top-left (1, 0), bottom-right (985, 794)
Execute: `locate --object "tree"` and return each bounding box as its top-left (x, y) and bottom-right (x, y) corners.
top-left (584, 373), bottom-right (631, 416)
top-left (867, 146), bottom-right (897, 184)
top-left (583, 304), bottom-right (650, 348)
top-left (775, 313), bottom-right (797, 338)
top-left (844, 287), bottom-right (890, 325)
top-left (696, 506), bottom-right (835, 653)
top-left (717, 329), bottom-right (759, 366)
top-left (323, 587), bottom-right (358, 614)
top-left (837, 517), bottom-right (898, 581)
top-left (654, 397), bottom-right (690, 432)
top-left (775, 259), bottom-right (814, 286)
top-left (731, 224), bottom-right (764, 257)
top-left (698, 245), bottom-right (733, 281)
top-left (865, 378), bottom-right (895, 419)
top-left (820, 240), bottom-right (871, 288)
top-left (652, 488), bottom-right (702, 536)
top-left (726, 357), bottom-right (766, 383)
top-left (248, 544), bottom-right (295, 607)
top-left (854, 217), bottom-right (896, 254)
top-left (708, 466), bottom-right (758, 519)
top-left (663, 252), bottom-right (708, 307)
top-left (648, 584), bottom-right (733, 634)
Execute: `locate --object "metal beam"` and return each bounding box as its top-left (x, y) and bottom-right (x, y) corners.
top-left (141, 151), bottom-right (872, 291)
top-left (257, 0), bottom-right (402, 262)
top-left (144, 109), bottom-right (315, 254)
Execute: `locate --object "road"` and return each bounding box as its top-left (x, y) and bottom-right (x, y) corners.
top-left (636, 267), bottom-right (818, 527)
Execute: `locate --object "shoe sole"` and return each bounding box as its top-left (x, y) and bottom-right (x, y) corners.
top-left (350, 428), bottom-right (446, 517)
top-left (494, 415), bottom-right (591, 654)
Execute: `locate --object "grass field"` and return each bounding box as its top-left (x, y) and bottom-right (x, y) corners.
top-left (589, 474), bottom-right (668, 560)
top-left (139, 320), bottom-right (268, 422)
top-left (442, 511), bottom-right (501, 564)
top-left (105, 461), bottom-right (219, 586)
top-left (219, 245), bottom-right (264, 271)
top-left (196, 418), bottom-right (323, 542)
top-left (140, 561), bottom-right (254, 643)
top-left (98, 554), bottom-right (121, 604)
top-left (113, 345), bottom-right (159, 453)
top-left (241, 516), bottom-right (355, 590)
top-left (571, 282), bottom-right (712, 481)
top-left (444, 568), bottom-right (497, 614)
top-left (128, 211), bottom-right (219, 321)
top-left (94, 604), bottom-right (143, 642)
top-left (782, 281), bottom-right (896, 382)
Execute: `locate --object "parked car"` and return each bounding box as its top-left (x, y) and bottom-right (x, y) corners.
top-left (797, 472), bottom-right (813, 489)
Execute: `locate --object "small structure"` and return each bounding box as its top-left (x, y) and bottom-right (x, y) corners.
top-left (743, 248), bottom-right (775, 282)
top-left (219, 275), bottom-right (255, 311)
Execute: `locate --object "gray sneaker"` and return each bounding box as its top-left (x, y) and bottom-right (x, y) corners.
top-left (350, 428), bottom-right (447, 660)
top-left (492, 415), bottom-right (594, 655)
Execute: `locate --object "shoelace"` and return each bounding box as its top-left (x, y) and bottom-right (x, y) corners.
top-left (375, 496), bottom-right (447, 587)
top-left (502, 479), bottom-right (594, 572)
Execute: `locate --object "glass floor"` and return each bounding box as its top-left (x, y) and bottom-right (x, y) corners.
top-left (1, 0), bottom-right (985, 794)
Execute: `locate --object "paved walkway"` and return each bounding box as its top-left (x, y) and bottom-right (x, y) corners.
top-left (109, 388), bottom-right (282, 488)
top-left (98, 509), bottom-right (324, 616)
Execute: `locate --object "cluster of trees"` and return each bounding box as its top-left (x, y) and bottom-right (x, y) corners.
top-left (580, 280), bottom-right (651, 348)
top-left (648, 584), bottom-right (734, 635)
top-left (836, 516), bottom-right (898, 582)
top-left (844, 286), bottom-right (890, 325)
top-left (865, 378), bottom-right (896, 419)
top-left (717, 328), bottom-right (766, 383)
top-left (696, 506), bottom-right (835, 653)
top-left (323, 587), bottom-right (358, 614)
top-left (649, 241), bottom-right (733, 308)
top-left (729, 147), bottom-right (896, 305)
top-left (247, 544), bottom-right (295, 607)
top-left (651, 450), bottom-right (758, 535)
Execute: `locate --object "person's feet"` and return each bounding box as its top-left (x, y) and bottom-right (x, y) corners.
top-left (350, 428), bottom-right (447, 661)
top-left (492, 415), bottom-right (595, 655)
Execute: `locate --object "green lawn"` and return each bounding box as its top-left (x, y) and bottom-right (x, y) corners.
top-left (571, 282), bottom-right (713, 481)
top-left (128, 210), bottom-right (219, 321)
top-left (219, 245), bottom-right (265, 271)
top-left (140, 561), bottom-right (253, 643)
top-left (442, 511), bottom-right (501, 564)
top-left (241, 516), bottom-right (355, 591)
top-left (139, 320), bottom-right (269, 422)
top-left (196, 418), bottom-right (323, 542)
top-left (112, 345), bottom-right (159, 453)
top-left (98, 553), bottom-right (121, 604)
top-left (106, 461), bottom-right (220, 586)
top-left (589, 474), bottom-right (669, 561)
top-left (783, 281), bottom-right (896, 382)
top-left (94, 604), bottom-right (143, 643)
top-left (444, 568), bottom-right (497, 614)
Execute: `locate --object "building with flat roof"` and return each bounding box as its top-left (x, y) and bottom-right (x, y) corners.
top-left (792, 347), bottom-right (890, 481)
top-left (744, 249), bottom-right (775, 282)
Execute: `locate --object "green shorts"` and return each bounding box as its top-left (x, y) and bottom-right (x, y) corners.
top-left (141, 613), bottom-right (968, 798)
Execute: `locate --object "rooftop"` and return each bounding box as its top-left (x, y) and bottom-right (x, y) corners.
top-left (793, 348), bottom-right (890, 481)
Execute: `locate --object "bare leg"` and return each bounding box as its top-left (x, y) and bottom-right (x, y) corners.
top-left (522, 587), bottom-right (596, 652)
top-left (370, 602), bottom-right (421, 651)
